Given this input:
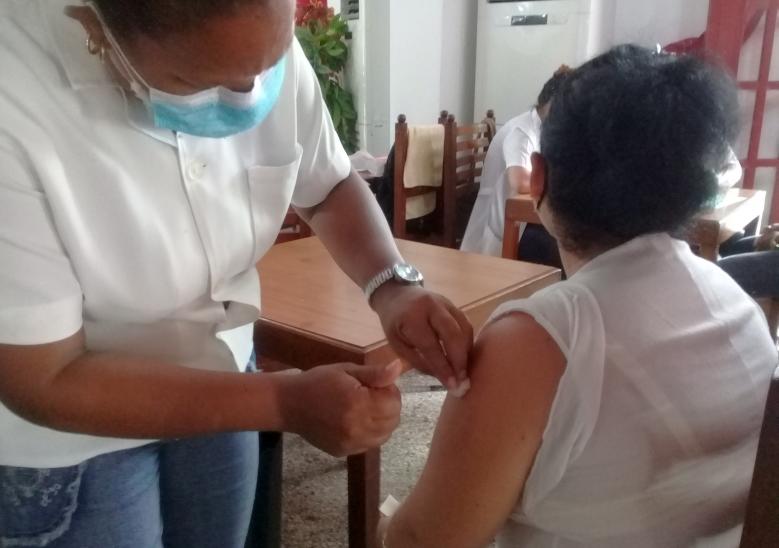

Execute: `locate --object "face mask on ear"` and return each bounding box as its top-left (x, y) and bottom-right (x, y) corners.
top-left (89, 4), bottom-right (286, 138)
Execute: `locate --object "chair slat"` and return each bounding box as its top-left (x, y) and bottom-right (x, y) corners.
top-left (404, 186), bottom-right (440, 197)
top-left (440, 110), bottom-right (494, 249)
top-left (456, 155), bottom-right (475, 168)
top-left (456, 140), bottom-right (476, 152)
top-left (457, 169), bottom-right (482, 184)
top-left (456, 123), bottom-right (487, 137)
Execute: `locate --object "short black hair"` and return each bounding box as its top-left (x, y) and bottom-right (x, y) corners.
top-left (537, 67), bottom-right (572, 107)
top-left (91, 0), bottom-right (268, 39)
top-left (541, 44), bottom-right (739, 254)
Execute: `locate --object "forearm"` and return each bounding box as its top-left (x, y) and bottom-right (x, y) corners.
top-left (297, 171), bottom-right (403, 288)
top-left (2, 350), bottom-right (288, 439)
top-left (384, 515), bottom-right (433, 548)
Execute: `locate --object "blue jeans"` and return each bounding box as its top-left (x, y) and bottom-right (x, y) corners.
top-left (0, 432), bottom-right (259, 548)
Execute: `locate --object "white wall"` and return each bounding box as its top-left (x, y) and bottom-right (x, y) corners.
top-left (386, 0), bottom-right (480, 133)
top-left (588, 0), bottom-right (617, 56)
top-left (362, 0), bottom-right (392, 154)
top-left (609, 0), bottom-right (709, 50)
top-left (439, 0), bottom-right (479, 124)
top-left (388, 0), bottom-right (445, 126)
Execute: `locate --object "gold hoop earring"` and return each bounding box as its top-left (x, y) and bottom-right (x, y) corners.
top-left (86, 35), bottom-right (106, 62)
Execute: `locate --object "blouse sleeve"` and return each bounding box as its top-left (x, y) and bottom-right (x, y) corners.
top-left (0, 138), bottom-right (83, 345)
top-left (485, 283), bottom-right (607, 515)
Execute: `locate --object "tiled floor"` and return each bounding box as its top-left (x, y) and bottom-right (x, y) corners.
top-left (280, 373), bottom-right (446, 547)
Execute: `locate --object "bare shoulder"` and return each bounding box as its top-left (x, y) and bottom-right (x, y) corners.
top-left (439, 310), bottom-right (566, 439)
top-left (470, 312), bottom-right (565, 386)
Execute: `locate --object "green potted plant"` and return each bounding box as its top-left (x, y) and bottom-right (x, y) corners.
top-left (295, 0), bottom-right (359, 153)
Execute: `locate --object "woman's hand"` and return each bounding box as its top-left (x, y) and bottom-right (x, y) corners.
top-left (277, 361), bottom-right (403, 457)
top-left (370, 283), bottom-right (474, 389)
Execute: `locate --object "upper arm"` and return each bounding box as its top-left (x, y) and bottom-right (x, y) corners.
top-left (290, 40), bottom-right (352, 209)
top-left (0, 138), bottom-right (87, 419)
top-left (385, 313), bottom-right (566, 548)
top-left (506, 166), bottom-right (532, 195)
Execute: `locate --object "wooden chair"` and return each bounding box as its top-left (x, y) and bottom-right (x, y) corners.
top-left (502, 195), bottom-right (542, 259)
top-left (740, 365), bottom-right (779, 548)
top-left (393, 111), bottom-right (495, 247)
top-left (274, 209), bottom-right (312, 245)
top-left (441, 112), bottom-right (494, 248)
top-left (482, 109), bottom-right (497, 143)
top-left (392, 114), bottom-right (447, 242)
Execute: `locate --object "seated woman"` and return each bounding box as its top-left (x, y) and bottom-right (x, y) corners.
top-left (382, 45), bottom-right (778, 548)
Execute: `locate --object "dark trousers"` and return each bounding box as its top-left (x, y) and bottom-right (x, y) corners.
top-left (518, 224), bottom-right (564, 271)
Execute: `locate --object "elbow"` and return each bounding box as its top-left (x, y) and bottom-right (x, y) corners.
top-left (506, 168), bottom-right (531, 196)
top-left (0, 390), bottom-right (58, 429)
top-left (517, 179), bottom-right (531, 194)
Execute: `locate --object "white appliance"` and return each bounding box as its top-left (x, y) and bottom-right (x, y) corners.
top-left (474, 0), bottom-right (598, 125)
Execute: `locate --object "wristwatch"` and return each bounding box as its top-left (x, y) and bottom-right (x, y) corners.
top-left (364, 263), bottom-right (424, 302)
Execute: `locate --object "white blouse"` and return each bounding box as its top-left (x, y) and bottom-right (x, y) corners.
top-left (488, 233), bottom-right (776, 547)
top-left (0, 0), bottom-right (350, 467)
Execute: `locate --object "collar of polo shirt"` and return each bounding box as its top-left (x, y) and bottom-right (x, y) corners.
top-left (43, 0), bottom-right (116, 91)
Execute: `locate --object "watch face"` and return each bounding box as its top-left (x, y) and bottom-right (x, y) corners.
top-left (393, 264), bottom-right (424, 284)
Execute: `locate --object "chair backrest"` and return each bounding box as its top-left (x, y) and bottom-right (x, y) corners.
top-left (443, 113), bottom-right (491, 193)
top-left (274, 209), bottom-right (312, 245)
top-left (740, 365), bottom-right (779, 548)
top-left (392, 114), bottom-right (446, 239)
top-left (718, 250), bottom-right (779, 341)
top-left (483, 109), bottom-right (497, 144)
top-left (441, 112), bottom-right (493, 248)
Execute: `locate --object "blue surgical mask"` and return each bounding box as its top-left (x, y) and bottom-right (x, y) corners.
top-left (92, 4), bottom-right (286, 138)
top-left (141, 60), bottom-right (286, 138)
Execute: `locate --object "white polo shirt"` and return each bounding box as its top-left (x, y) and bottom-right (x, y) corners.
top-left (0, 0), bottom-right (350, 467)
top-left (461, 109), bottom-right (542, 256)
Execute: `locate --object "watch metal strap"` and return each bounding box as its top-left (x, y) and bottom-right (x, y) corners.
top-left (364, 266), bottom-right (396, 300)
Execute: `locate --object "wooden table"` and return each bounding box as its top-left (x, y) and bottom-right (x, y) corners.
top-left (503, 189), bottom-right (767, 263)
top-left (255, 237), bottom-right (560, 548)
top-left (690, 188), bottom-right (766, 261)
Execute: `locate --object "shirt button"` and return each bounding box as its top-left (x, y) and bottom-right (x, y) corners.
top-left (187, 160), bottom-right (207, 180)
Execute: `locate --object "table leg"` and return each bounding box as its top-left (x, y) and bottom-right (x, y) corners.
top-left (347, 449), bottom-right (381, 548)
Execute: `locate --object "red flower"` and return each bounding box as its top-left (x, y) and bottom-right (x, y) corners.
top-left (295, 0), bottom-right (334, 27)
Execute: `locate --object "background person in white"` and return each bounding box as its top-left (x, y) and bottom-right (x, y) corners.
top-left (461, 68), bottom-right (570, 260)
top-left (0, 1), bottom-right (472, 546)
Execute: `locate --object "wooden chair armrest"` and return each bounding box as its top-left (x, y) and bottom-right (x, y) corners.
top-left (502, 196), bottom-right (541, 259)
